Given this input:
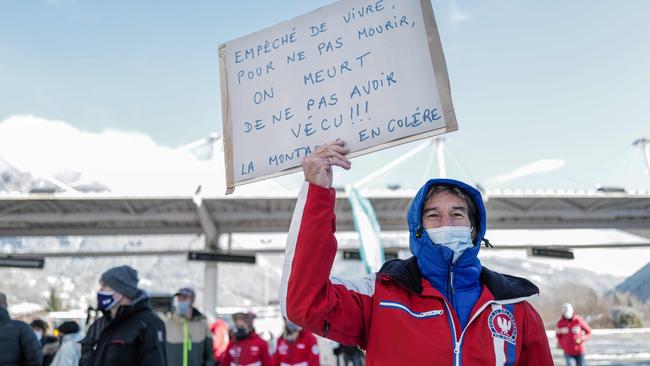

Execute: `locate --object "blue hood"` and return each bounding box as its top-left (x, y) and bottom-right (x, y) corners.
top-left (408, 178), bottom-right (487, 256)
top-left (407, 178), bottom-right (487, 296)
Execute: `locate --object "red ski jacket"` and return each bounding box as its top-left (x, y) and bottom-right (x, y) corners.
top-left (281, 183), bottom-right (553, 366)
top-left (556, 315), bottom-right (591, 355)
top-left (272, 330), bottom-right (320, 366)
top-left (221, 333), bottom-right (271, 366)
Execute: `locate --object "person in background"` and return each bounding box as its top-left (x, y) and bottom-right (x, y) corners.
top-left (333, 344), bottom-right (364, 366)
top-left (210, 318), bottom-right (230, 365)
top-left (30, 319), bottom-right (59, 366)
top-left (50, 321), bottom-right (83, 366)
top-left (556, 303), bottom-right (591, 366)
top-left (163, 287), bottom-right (214, 366)
top-left (221, 312), bottom-right (271, 366)
top-left (0, 291), bottom-right (42, 366)
top-left (79, 265), bottom-right (167, 366)
top-left (272, 318), bottom-right (320, 366)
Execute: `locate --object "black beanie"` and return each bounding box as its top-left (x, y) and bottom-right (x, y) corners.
top-left (57, 321), bottom-right (80, 335)
top-left (100, 265), bottom-right (139, 299)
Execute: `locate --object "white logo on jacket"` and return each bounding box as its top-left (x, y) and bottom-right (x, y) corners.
top-left (488, 308), bottom-right (518, 345)
top-left (497, 316), bottom-right (512, 335)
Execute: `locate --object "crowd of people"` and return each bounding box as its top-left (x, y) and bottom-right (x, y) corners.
top-left (0, 265), bottom-right (333, 366)
top-left (1, 140), bottom-right (597, 366)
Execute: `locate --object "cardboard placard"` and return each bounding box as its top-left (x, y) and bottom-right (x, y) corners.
top-left (220, 0), bottom-right (457, 193)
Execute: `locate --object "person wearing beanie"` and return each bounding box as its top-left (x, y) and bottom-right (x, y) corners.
top-left (163, 287), bottom-right (214, 366)
top-left (0, 291), bottom-right (43, 366)
top-left (50, 321), bottom-right (84, 366)
top-left (221, 312), bottom-right (271, 366)
top-left (280, 140), bottom-right (553, 365)
top-left (79, 265), bottom-right (168, 366)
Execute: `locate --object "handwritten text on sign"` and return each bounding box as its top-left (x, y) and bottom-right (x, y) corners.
top-left (220, 0), bottom-right (457, 190)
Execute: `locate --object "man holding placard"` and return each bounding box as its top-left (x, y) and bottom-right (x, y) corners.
top-left (280, 140), bottom-right (553, 365)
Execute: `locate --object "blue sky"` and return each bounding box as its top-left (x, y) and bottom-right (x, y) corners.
top-left (1, 0), bottom-right (649, 190)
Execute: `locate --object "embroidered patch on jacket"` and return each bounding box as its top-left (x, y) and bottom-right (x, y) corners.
top-left (379, 301), bottom-right (444, 319)
top-left (488, 308), bottom-right (517, 345)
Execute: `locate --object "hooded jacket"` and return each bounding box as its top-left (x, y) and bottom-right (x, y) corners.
top-left (79, 290), bottom-right (167, 366)
top-left (556, 315), bottom-right (591, 356)
top-left (221, 332), bottom-right (271, 366)
top-left (164, 307), bottom-right (214, 366)
top-left (281, 180), bottom-right (553, 365)
top-left (272, 329), bottom-right (320, 366)
top-left (0, 307), bottom-right (43, 366)
top-left (50, 332), bottom-right (84, 366)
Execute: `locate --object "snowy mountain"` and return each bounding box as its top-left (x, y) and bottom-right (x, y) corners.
top-left (616, 262), bottom-right (650, 303)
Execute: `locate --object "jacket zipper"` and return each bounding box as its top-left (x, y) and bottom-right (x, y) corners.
top-left (444, 297), bottom-right (502, 366)
top-left (441, 299), bottom-right (459, 366)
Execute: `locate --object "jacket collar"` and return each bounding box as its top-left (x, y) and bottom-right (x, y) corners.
top-left (379, 258), bottom-right (540, 301)
top-left (0, 307), bottom-right (9, 321)
top-left (107, 289), bottom-right (150, 323)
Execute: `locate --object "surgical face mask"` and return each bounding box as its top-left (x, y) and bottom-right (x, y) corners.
top-left (425, 226), bottom-right (473, 264)
top-left (97, 291), bottom-right (119, 312)
top-left (34, 330), bottom-right (43, 341)
top-left (176, 300), bottom-right (191, 317)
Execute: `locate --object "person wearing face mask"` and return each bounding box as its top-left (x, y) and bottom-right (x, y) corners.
top-left (221, 312), bottom-right (271, 366)
top-left (30, 319), bottom-right (60, 366)
top-left (163, 287), bottom-right (214, 366)
top-left (556, 303), bottom-right (591, 366)
top-left (272, 318), bottom-right (320, 366)
top-left (79, 265), bottom-right (167, 366)
top-left (0, 291), bottom-right (43, 366)
top-left (280, 140), bottom-right (553, 365)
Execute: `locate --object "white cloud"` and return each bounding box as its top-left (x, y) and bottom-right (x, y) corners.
top-left (449, 3), bottom-right (472, 24)
top-left (486, 159), bottom-right (566, 184)
top-left (0, 115), bottom-right (289, 196)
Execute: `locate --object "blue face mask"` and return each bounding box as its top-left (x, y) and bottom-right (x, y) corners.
top-left (97, 291), bottom-right (119, 311)
top-left (176, 300), bottom-right (191, 316)
top-left (425, 226), bottom-right (473, 264)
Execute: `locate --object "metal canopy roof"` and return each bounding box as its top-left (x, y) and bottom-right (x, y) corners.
top-left (0, 192), bottom-right (649, 237)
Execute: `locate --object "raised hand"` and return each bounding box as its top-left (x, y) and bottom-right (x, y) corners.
top-left (301, 139), bottom-right (351, 188)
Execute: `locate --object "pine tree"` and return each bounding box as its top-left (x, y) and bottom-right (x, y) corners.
top-left (46, 287), bottom-right (63, 312)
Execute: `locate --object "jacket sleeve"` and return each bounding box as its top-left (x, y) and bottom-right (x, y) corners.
top-left (261, 339), bottom-right (272, 366)
top-left (280, 182), bottom-right (374, 348)
top-left (203, 328), bottom-right (215, 366)
top-left (307, 334), bottom-right (321, 366)
top-left (20, 324), bottom-right (43, 366)
top-left (578, 316), bottom-right (592, 342)
top-left (519, 301), bottom-right (553, 365)
top-left (221, 343), bottom-right (232, 365)
top-left (142, 316), bottom-right (167, 366)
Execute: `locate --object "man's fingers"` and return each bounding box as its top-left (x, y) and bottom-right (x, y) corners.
top-left (315, 140), bottom-right (349, 155)
top-left (326, 144), bottom-right (350, 155)
top-left (324, 149), bottom-right (351, 166)
top-left (330, 156), bottom-right (351, 170)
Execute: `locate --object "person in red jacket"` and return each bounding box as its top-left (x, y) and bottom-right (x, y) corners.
top-left (280, 140), bottom-right (553, 365)
top-left (556, 303), bottom-right (591, 366)
top-left (211, 318), bottom-right (230, 365)
top-left (221, 312), bottom-right (271, 366)
top-left (272, 318), bottom-right (320, 366)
